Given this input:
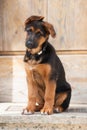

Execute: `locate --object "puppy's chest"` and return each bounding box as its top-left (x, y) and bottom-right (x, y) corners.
top-left (25, 61), bottom-right (45, 89)
top-left (25, 59), bottom-right (51, 81)
top-left (25, 59), bottom-right (42, 79)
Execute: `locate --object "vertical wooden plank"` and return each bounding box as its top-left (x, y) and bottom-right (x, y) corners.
top-left (0, 0), bottom-right (3, 51)
top-left (48, 0), bottom-right (75, 50)
top-left (31, 0), bottom-right (48, 20)
top-left (74, 0), bottom-right (87, 49)
top-left (48, 0), bottom-right (87, 50)
top-left (2, 0), bottom-right (32, 51)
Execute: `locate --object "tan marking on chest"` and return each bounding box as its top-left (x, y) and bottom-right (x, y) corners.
top-left (25, 63), bottom-right (51, 82)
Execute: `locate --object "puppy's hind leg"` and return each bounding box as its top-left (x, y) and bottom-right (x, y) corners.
top-left (54, 90), bottom-right (71, 113)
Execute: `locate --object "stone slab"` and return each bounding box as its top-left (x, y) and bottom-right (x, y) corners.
top-left (0, 103), bottom-right (87, 130)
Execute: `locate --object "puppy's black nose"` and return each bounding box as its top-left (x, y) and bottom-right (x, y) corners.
top-left (26, 41), bottom-right (33, 48)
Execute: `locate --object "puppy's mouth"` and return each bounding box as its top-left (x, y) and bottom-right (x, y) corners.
top-left (25, 42), bottom-right (41, 55)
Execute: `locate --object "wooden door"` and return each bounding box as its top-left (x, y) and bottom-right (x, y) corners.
top-left (0, 0), bottom-right (87, 103)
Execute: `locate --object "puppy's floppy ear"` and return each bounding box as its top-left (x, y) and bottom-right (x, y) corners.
top-left (43, 22), bottom-right (56, 38)
top-left (25, 15), bottom-right (44, 25)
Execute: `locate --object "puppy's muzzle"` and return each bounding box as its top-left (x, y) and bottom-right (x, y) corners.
top-left (26, 40), bottom-right (33, 49)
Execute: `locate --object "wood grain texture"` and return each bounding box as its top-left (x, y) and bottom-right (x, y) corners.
top-left (0, 0), bottom-right (4, 51)
top-left (31, 0), bottom-right (47, 19)
top-left (0, 0), bottom-right (87, 51)
top-left (0, 55), bottom-right (87, 104)
top-left (48, 0), bottom-right (87, 50)
top-left (1, 0), bottom-right (32, 51)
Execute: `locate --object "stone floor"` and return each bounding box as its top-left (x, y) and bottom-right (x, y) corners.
top-left (0, 103), bottom-right (87, 130)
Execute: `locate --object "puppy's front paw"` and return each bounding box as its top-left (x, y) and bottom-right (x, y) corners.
top-left (22, 106), bottom-right (35, 115)
top-left (40, 107), bottom-right (53, 115)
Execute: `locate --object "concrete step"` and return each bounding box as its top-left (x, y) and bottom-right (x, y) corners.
top-left (0, 103), bottom-right (87, 130)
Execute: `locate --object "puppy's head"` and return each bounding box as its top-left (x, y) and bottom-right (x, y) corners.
top-left (25, 16), bottom-right (56, 54)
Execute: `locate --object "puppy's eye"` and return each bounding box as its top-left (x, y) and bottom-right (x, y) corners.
top-left (27, 28), bottom-right (32, 33)
top-left (36, 32), bottom-right (42, 37)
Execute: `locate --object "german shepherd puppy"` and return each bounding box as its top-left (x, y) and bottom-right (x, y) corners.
top-left (22, 16), bottom-right (71, 115)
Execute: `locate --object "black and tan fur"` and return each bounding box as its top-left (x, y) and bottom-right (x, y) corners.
top-left (22, 16), bottom-right (71, 115)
